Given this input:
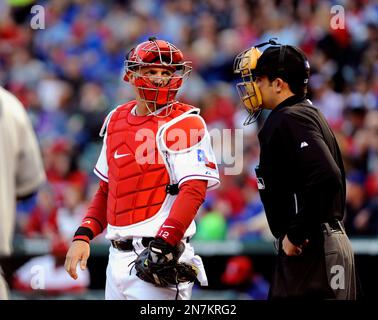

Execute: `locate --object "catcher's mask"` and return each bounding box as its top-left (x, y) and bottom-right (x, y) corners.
top-left (233, 38), bottom-right (310, 125)
top-left (124, 37), bottom-right (192, 117)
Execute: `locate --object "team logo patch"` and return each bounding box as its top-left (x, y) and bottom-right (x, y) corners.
top-left (197, 149), bottom-right (216, 170)
top-left (197, 149), bottom-right (205, 162)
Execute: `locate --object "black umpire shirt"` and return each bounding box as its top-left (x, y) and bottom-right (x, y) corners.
top-left (255, 95), bottom-right (346, 246)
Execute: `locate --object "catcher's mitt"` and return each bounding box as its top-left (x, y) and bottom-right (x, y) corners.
top-left (134, 238), bottom-right (198, 287)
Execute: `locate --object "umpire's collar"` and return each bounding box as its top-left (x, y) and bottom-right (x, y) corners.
top-left (272, 94), bottom-right (306, 113)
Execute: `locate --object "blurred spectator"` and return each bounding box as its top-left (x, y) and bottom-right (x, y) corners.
top-left (344, 171), bottom-right (378, 236)
top-left (364, 111), bottom-right (378, 176)
top-left (343, 93), bottom-right (368, 139)
top-left (23, 184), bottom-right (58, 239)
top-left (346, 110), bottom-right (378, 192)
top-left (213, 173), bottom-right (245, 217)
top-left (194, 200), bottom-right (228, 241)
top-left (12, 237), bottom-right (90, 297)
top-left (227, 177), bottom-right (273, 241)
top-left (200, 83), bottom-right (236, 130)
top-left (23, 182), bottom-right (87, 241)
top-left (56, 184), bottom-right (87, 241)
top-left (9, 48), bottom-right (46, 88)
top-left (43, 138), bottom-right (88, 206)
top-left (221, 255), bottom-right (269, 300)
top-left (77, 82), bottom-right (109, 142)
top-left (310, 74), bottom-right (344, 128)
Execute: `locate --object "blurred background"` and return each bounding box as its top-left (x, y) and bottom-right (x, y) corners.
top-left (1, 0), bottom-right (377, 300)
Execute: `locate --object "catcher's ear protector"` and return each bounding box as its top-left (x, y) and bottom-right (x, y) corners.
top-left (233, 38), bottom-right (280, 125)
top-left (124, 36), bottom-right (192, 117)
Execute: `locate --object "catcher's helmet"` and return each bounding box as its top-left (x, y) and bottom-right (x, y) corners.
top-left (124, 37), bottom-right (192, 116)
top-left (234, 39), bottom-right (310, 125)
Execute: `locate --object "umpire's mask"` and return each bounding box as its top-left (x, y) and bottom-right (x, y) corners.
top-left (233, 47), bottom-right (263, 125)
top-left (233, 39), bottom-right (282, 125)
top-left (234, 38), bottom-right (310, 125)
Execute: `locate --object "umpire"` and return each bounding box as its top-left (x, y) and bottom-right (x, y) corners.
top-left (233, 41), bottom-right (357, 299)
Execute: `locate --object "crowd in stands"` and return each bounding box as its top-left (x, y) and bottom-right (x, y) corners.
top-left (1, 0), bottom-right (377, 249)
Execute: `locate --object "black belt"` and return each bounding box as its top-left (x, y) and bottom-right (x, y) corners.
top-left (111, 237), bottom-right (190, 252)
top-left (111, 237), bottom-right (154, 251)
top-left (321, 219), bottom-right (344, 233)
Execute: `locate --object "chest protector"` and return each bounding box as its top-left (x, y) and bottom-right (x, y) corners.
top-left (105, 101), bottom-right (194, 226)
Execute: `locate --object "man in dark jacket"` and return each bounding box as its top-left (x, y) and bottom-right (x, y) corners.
top-left (233, 40), bottom-right (357, 299)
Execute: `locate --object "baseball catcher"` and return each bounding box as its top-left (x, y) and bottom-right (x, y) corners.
top-left (65, 37), bottom-right (219, 300)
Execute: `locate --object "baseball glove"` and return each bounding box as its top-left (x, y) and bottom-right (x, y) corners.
top-left (134, 238), bottom-right (198, 287)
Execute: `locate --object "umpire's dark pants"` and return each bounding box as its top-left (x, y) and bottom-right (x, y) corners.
top-left (269, 221), bottom-right (356, 300)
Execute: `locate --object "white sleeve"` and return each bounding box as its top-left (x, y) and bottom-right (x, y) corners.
top-left (14, 95), bottom-right (46, 196)
top-left (93, 110), bottom-right (116, 182)
top-left (94, 134), bottom-right (108, 182)
top-left (162, 130), bottom-right (220, 190)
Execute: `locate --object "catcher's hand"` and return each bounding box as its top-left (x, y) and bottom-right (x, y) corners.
top-left (134, 238), bottom-right (198, 287)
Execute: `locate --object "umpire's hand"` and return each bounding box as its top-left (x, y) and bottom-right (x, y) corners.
top-left (282, 235), bottom-right (309, 256)
top-left (64, 241), bottom-right (90, 280)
